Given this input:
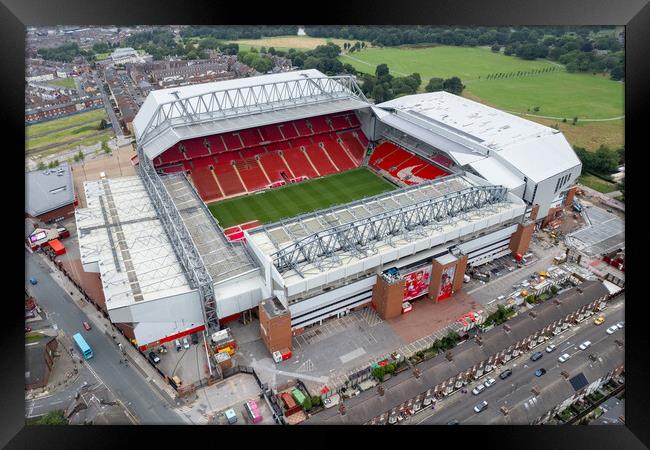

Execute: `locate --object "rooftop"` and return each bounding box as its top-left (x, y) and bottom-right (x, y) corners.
top-left (249, 174), bottom-right (526, 294)
top-left (25, 163), bottom-right (75, 217)
top-left (376, 92), bottom-right (581, 183)
top-left (75, 176), bottom-right (193, 309)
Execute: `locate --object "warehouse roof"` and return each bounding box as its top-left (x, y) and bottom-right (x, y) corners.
top-left (376, 92), bottom-right (581, 183)
top-left (25, 163), bottom-right (75, 217)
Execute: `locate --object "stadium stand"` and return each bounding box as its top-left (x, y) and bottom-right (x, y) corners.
top-left (369, 141), bottom-right (449, 185)
top-left (153, 111), bottom-right (371, 202)
top-left (282, 147), bottom-right (318, 179)
top-left (259, 152), bottom-right (292, 183)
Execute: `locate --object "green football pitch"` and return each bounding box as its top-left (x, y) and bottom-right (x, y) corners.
top-left (208, 168), bottom-right (396, 228)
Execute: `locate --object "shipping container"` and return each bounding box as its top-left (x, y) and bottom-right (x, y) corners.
top-left (291, 388), bottom-right (306, 406)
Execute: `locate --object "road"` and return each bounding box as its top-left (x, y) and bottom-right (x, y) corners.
top-left (25, 250), bottom-right (184, 424)
top-left (92, 70), bottom-right (123, 137)
top-left (414, 298), bottom-right (624, 425)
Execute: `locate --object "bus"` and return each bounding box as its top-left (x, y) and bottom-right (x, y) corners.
top-left (73, 333), bottom-right (94, 359)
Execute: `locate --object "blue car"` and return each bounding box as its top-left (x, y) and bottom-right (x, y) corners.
top-left (535, 368), bottom-right (547, 377)
top-left (29, 277), bottom-right (38, 285)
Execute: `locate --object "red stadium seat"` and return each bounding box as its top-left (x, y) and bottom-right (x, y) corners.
top-left (307, 116), bottom-right (331, 134)
top-left (346, 113), bottom-right (361, 128)
top-left (239, 128), bottom-right (264, 147)
top-left (266, 141), bottom-right (290, 152)
top-left (321, 141), bottom-right (357, 171)
top-left (241, 146), bottom-right (267, 159)
top-left (289, 137), bottom-right (313, 148)
top-left (304, 144), bottom-right (338, 176)
top-left (222, 132), bottom-right (244, 151)
top-left (236, 159), bottom-right (269, 192)
top-left (181, 137), bottom-right (211, 159)
top-left (282, 147), bottom-right (318, 179)
top-left (293, 119), bottom-right (313, 137)
top-left (259, 152), bottom-right (292, 183)
top-left (259, 124), bottom-right (284, 143)
top-left (191, 166), bottom-right (223, 202)
top-left (369, 141), bottom-right (449, 185)
top-left (213, 163), bottom-right (246, 196)
top-left (158, 146), bottom-right (185, 165)
top-left (278, 122), bottom-right (298, 139)
top-left (330, 114), bottom-right (351, 131)
top-left (207, 135), bottom-right (227, 154)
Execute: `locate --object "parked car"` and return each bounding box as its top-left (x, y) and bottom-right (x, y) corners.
top-left (606, 325), bottom-right (619, 335)
top-left (29, 277), bottom-right (38, 285)
top-left (535, 368), bottom-right (547, 377)
top-left (148, 352), bottom-right (161, 364)
top-left (558, 353), bottom-right (571, 363)
top-left (616, 322), bottom-right (624, 329)
top-left (474, 400), bottom-right (488, 413)
top-left (579, 341), bottom-right (592, 350)
top-left (82, 321), bottom-right (91, 331)
top-left (594, 316), bottom-right (605, 325)
top-left (182, 337), bottom-right (190, 349)
top-left (175, 339), bottom-right (182, 351)
top-left (499, 369), bottom-right (513, 380)
top-left (530, 351), bottom-right (543, 362)
top-left (484, 378), bottom-right (496, 388)
top-left (25, 326), bottom-right (32, 333)
top-left (447, 419), bottom-right (460, 425)
top-left (545, 344), bottom-right (557, 353)
top-left (191, 333), bottom-right (199, 345)
top-left (472, 384), bottom-right (486, 395)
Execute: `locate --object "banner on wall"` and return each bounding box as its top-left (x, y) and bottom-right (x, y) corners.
top-left (437, 265), bottom-right (456, 301)
top-left (403, 265), bottom-right (432, 302)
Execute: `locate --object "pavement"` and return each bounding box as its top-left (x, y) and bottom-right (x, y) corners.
top-left (25, 249), bottom-right (186, 424)
top-left (414, 298), bottom-right (624, 424)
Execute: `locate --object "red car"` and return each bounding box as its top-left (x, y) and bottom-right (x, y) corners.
top-left (83, 321), bottom-right (92, 331)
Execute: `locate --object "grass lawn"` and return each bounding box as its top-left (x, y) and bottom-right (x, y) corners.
top-left (578, 173), bottom-right (618, 193)
top-left (25, 333), bottom-right (43, 344)
top-left (339, 45), bottom-right (557, 81)
top-left (230, 35), bottom-right (362, 52)
top-left (464, 71), bottom-right (624, 119)
top-left (27, 109), bottom-right (108, 136)
top-left (209, 168), bottom-right (395, 227)
top-left (48, 77), bottom-right (76, 89)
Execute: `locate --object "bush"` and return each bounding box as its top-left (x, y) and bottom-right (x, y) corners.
top-left (311, 395), bottom-right (322, 407)
top-left (384, 363), bottom-right (396, 374)
top-left (34, 409), bottom-right (67, 425)
top-left (37, 161), bottom-right (46, 170)
top-left (303, 395), bottom-right (312, 411)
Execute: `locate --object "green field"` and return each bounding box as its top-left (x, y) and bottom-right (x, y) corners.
top-left (340, 45), bottom-right (557, 81)
top-left (577, 173), bottom-right (619, 194)
top-left (26, 108), bottom-right (113, 156)
top-left (465, 72), bottom-right (624, 119)
top-left (209, 168), bottom-right (395, 228)
top-left (229, 35), bottom-right (359, 52)
top-left (48, 77), bottom-right (76, 89)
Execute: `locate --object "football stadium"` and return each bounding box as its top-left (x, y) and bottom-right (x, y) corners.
top-left (75, 69), bottom-right (581, 355)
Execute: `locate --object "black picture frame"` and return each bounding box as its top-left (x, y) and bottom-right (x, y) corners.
top-left (5, 0), bottom-right (648, 447)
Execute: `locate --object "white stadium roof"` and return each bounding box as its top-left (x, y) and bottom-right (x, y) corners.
top-left (75, 176), bottom-right (193, 309)
top-left (376, 91), bottom-right (581, 183)
top-left (133, 69), bottom-right (370, 160)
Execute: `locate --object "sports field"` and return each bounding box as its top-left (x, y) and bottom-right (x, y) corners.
top-left (340, 45), bottom-right (557, 81)
top-left (230, 35), bottom-right (361, 52)
top-left (209, 168), bottom-right (395, 228)
top-left (48, 77), bottom-right (76, 89)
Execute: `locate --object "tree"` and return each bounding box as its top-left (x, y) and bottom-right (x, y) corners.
top-left (491, 43), bottom-right (501, 52)
top-left (77, 149), bottom-right (85, 161)
top-left (372, 366), bottom-right (385, 382)
top-left (98, 118), bottom-right (107, 130)
top-left (48, 160), bottom-right (60, 169)
top-left (37, 161), bottom-right (46, 170)
top-left (35, 409), bottom-right (67, 425)
top-left (303, 395), bottom-right (312, 411)
top-left (443, 76), bottom-right (465, 95)
top-left (102, 140), bottom-right (111, 154)
top-left (268, 47), bottom-right (276, 55)
top-left (572, 116), bottom-right (579, 125)
top-left (375, 63), bottom-right (390, 78)
top-left (425, 77), bottom-right (444, 92)
top-left (311, 395), bottom-right (322, 407)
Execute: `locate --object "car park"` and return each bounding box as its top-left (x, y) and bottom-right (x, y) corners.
top-left (579, 341), bottom-right (592, 350)
top-left (535, 368), bottom-right (547, 377)
top-left (530, 351), bottom-right (543, 362)
top-left (472, 384), bottom-right (486, 395)
top-left (606, 325), bottom-right (619, 335)
top-left (558, 353), bottom-right (571, 363)
top-left (182, 337), bottom-right (190, 349)
top-left (545, 344), bottom-right (556, 353)
top-left (83, 321), bottom-right (92, 331)
top-left (499, 369), bottom-right (513, 380)
top-left (148, 351), bottom-right (161, 364)
top-left (484, 378), bottom-right (496, 388)
top-left (175, 339), bottom-right (182, 351)
top-left (474, 400), bottom-right (488, 413)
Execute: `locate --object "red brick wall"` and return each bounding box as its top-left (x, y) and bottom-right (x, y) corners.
top-left (509, 222), bottom-right (535, 256)
top-left (372, 276), bottom-right (405, 319)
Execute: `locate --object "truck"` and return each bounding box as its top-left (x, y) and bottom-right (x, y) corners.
top-left (471, 271), bottom-right (490, 282)
top-left (572, 199), bottom-right (583, 213)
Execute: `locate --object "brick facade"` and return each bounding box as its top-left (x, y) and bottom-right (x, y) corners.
top-left (372, 276), bottom-right (405, 320)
